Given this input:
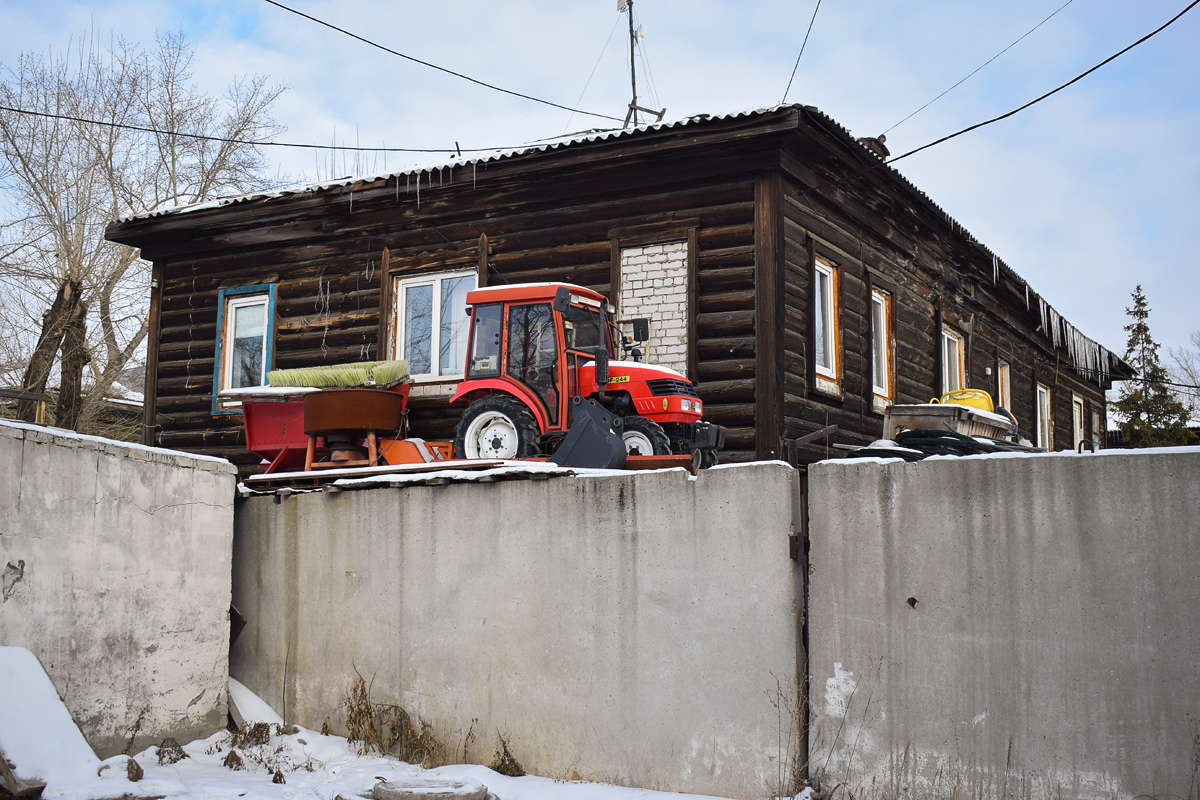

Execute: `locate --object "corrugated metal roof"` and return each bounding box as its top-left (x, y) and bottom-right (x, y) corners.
top-left (118, 105), bottom-right (800, 223)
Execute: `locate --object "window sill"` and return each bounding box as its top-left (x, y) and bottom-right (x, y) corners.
top-left (811, 374), bottom-right (843, 401)
top-left (409, 380), bottom-right (459, 399)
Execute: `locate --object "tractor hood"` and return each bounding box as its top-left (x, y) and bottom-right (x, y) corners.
top-left (581, 360), bottom-right (703, 423)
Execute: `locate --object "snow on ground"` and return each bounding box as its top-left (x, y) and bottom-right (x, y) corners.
top-left (45, 725), bottom-right (740, 800)
top-left (0, 647), bottom-right (100, 791)
top-left (228, 677), bottom-right (284, 727)
top-left (3, 652), bottom-right (745, 800)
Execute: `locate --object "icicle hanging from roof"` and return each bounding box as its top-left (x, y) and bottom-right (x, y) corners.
top-left (1036, 295), bottom-right (1113, 385)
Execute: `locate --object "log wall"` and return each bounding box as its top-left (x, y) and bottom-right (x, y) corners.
top-left (110, 107), bottom-right (1118, 474)
top-left (776, 112), bottom-right (1114, 462)
top-left (129, 126), bottom-right (776, 471)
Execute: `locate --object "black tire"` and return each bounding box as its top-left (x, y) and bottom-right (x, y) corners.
top-left (454, 395), bottom-right (542, 459)
top-left (699, 448), bottom-right (720, 469)
top-left (621, 416), bottom-right (671, 456)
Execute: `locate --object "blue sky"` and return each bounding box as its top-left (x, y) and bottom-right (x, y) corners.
top-left (2, 0), bottom-right (1197, 360)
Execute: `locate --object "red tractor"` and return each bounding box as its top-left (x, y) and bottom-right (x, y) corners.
top-left (449, 283), bottom-right (725, 467)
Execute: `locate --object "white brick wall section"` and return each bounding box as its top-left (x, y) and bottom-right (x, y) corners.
top-left (619, 241), bottom-right (689, 377)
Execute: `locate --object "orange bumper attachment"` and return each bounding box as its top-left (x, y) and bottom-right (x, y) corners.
top-left (378, 438), bottom-right (455, 465)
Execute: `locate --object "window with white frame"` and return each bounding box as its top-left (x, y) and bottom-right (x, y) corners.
top-left (814, 257), bottom-right (839, 383)
top-left (996, 360), bottom-right (1012, 410)
top-left (213, 284), bottom-right (275, 413)
top-left (941, 327), bottom-right (965, 394)
top-left (870, 288), bottom-right (892, 401)
top-left (392, 270), bottom-right (477, 378)
top-left (1072, 394), bottom-right (1086, 450)
top-left (1036, 383), bottom-right (1053, 450)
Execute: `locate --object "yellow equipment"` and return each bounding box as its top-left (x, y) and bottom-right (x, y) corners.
top-left (929, 389), bottom-right (995, 413)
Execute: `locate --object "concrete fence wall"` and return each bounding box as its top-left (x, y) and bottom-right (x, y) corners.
top-left (230, 463), bottom-right (802, 800)
top-left (0, 420), bottom-right (237, 757)
top-left (807, 448), bottom-right (1200, 800)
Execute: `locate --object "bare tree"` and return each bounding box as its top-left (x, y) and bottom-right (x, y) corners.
top-left (0, 29), bottom-right (285, 434)
top-left (1168, 330), bottom-right (1200, 422)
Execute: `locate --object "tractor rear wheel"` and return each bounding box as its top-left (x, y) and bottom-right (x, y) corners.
top-left (454, 395), bottom-right (542, 459)
top-left (621, 416), bottom-right (671, 456)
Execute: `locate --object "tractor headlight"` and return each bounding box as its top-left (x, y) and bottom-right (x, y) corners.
top-left (680, 399), bottom-right (691, 411)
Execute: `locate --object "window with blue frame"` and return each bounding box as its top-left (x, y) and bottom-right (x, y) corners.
top-left (212, 284), bottom-right (276, 414)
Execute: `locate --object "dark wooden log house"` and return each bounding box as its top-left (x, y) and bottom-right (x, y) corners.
top-left (105, 105), bottom-right (1132, 472)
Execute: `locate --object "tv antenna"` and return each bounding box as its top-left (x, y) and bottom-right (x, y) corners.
top-left (618, 0), bottom-right (666, 128)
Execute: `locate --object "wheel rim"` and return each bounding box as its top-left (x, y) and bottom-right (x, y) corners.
top-left (464, 411), bottom-right (520, 459)
top-left (622, 429), bottom-right (655, 456)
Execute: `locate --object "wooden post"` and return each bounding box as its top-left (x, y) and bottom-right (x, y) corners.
top-left (143, 260), bottom-right (164, 446)
top-left (377, 248), bottom-right (392, 359)
top-left (755, 173), bottom-right (784, 460)
top-left (477, 232), bottom-right (489, 288)
top-left (686, 226), bottom-right (699, 381)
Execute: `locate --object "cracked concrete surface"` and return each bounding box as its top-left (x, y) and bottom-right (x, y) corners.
top-left (0, 420), bottom-right (237, 757)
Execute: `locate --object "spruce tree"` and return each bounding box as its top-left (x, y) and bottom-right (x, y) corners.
top-left (1112, 285), bottom-right (1195, 447)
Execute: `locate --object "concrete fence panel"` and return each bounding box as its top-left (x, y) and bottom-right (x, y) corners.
top-left (0, 420), bottom-right (237, 757)
top-left (807, 448), bottom-right (1200, 799)
top-left (230, 462), bottom-right (801, 800)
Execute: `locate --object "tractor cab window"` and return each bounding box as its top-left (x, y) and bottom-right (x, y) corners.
top-left (467, 303), bottom-right (502, 378)
top-left (507, 303), bottom-right (559, 423)
top-left (560, 304), bottom-right (607, 356)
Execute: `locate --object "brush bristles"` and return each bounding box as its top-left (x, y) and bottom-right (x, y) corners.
top-left (267, 360), bottom-right (410, 389)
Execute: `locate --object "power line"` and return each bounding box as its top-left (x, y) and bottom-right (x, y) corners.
top-left (562, 14), bottom-right (625, 134)
top-left (1123, 375), bottom-right (1200, 391)
top-left (801, 0), bottom-right (1200, 197)
top-left (781, 0), bottom-right (823, 104)
top-left (888, 0), bottom-right (1199, 165)
top-left (883, 0), bottom-right (1077, 136)
top-left (632, 8), bottom-right (663, 112)
top-left (261, 0), bottom-right (624, 124)
top-left (0, 103), bottom-right (508, 153)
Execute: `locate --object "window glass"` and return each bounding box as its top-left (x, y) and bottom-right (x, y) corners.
top-left (394, 270), bottom-right (476, 378)
top-left (1091, 410), bottom-right (1101, 450)
top-left (467, 303), bottom-right (502, 378)
top-left (439, 275), bottom-right (474, 373)
top-left (507, 303), bottom-right (558, 422)
top-left (814, 259), bottom-right (837, 378)
top-left (1037, 383), bottom-right (1053, 449)
top-left (561, 304), bottom-right (606, 356)
top-left (403, 283), bottom-right (433, 375)
top-left (941, 328), bottom-right (964, 393)
top-left (230, 301), bottom-right (267, 389)
top-left (871, 289), bottom-right (890, 397)
top-left (1072, 396), bottom-right (1085, 449)
top-left (213, 284), bottom-right (274, 414)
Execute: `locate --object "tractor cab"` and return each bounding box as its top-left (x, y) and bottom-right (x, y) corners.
top-left (449, 282), bottom-right (725, 463)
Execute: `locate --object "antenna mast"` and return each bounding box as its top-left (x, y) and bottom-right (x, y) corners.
top-left (619, 0), bottom-right (665, 128)
top-left (628, 0), bottom-right (638, 126)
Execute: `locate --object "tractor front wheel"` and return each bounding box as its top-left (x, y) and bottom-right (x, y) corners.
top-left (621, 416), bottom-right (671, 456)
top-left (454, 395), bottom-right (542, 459)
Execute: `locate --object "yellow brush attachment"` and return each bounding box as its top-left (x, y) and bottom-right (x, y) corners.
top-left (267, 360), bottom-right (409, 389)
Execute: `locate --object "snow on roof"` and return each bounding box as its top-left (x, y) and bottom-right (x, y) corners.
top-left (115, 103), bottom-right (1127, 384)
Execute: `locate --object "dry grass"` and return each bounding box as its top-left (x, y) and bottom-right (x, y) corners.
top-left (488, 733), bottom-right (525, 777)
top-left (343, 673), bottom-right (447, 767)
